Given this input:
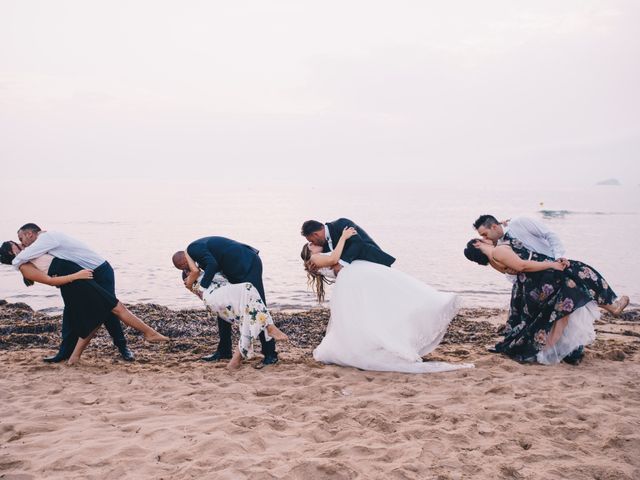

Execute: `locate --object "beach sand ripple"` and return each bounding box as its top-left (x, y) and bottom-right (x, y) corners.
top-left (1, 300), bottom-right (639, 479)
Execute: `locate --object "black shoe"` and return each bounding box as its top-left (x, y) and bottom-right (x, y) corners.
top-left (43, 354), bottom-right (68, 363)
top-left (201, 351), bottom-right (232, 362)
top-left (563, 346), bottom-right (584, 365)
top-left (261, 355), bottom-right (279, 366)
top-left (118, 346), bottom-right (135, 362)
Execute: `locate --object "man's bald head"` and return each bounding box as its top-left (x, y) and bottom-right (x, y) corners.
top-left (172, 251), bottom-right (188, 270)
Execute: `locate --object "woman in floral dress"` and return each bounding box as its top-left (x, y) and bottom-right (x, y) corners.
top-left (188, 272), bottom-right (288, 370)
top-left (464, 235), bottom-right (629, 364)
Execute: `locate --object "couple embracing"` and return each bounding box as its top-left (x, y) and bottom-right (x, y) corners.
top-left (1, 224), bottom-right (169, 365)
top-left (300, 218), bottom-right (472, 373)
top-left (465, 215), bottom-right (629, 365)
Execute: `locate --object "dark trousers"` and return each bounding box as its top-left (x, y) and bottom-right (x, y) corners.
top-left (216, 255), bottom-right (277, 358)
top-left (56, 261), bottom-right (128, 358)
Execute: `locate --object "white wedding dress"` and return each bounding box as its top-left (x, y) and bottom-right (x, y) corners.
top-left (313, 259), bottom-right (474, 373)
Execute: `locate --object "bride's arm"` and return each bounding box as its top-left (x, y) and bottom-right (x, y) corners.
top-left (310, 227), bottom-right (357, 267)
top-left (18, 263), bottom-right (93, 287)
top-left (492, 246), bottom-right (565, 273)
top-left (183, 251), bottom-right (201, 289)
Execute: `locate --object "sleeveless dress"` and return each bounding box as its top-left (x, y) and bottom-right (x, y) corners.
top-left (313, 256), bottom-right (473, 373)
top-left (495, 235), bottom-right (617, 364)
top-left (47, 257), bottom-right (118, 338)
top-left (196, 272), bottom-right (275, 359)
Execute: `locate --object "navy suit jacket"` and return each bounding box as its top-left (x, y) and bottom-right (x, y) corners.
top-left (187, 236), bottom-right (259, 289)
top-left (324, 218), bottom-right (395, 267)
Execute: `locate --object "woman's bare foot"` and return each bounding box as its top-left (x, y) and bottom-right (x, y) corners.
top-left (227, 350), bottom-right (243, 370)
top-left (67, 356), bottom-right (80, 366)
top-left (144, 331), bottom-right (170, 342)
top-left (611, 295), bottom-right (630, 316)
top-left (266, 324), bottom-right (289, 342)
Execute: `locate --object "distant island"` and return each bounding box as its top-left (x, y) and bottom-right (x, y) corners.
top-left (596, 178), bottom-right (621, 186)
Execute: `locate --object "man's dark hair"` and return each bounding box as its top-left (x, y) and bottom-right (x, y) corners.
top-left (0, 241), bottom-right (16, 265)
top-left (472, 215), bottom-right (499, 230)
top-left (301, 220), bottom-right (324, 236)
top-left (463, 239), bottom-right (490, 266)
top-left (18, 223), bottom-right (41, 234)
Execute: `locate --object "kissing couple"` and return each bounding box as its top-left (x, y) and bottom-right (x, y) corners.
top-left (300, 218), bottom-right (473, 373)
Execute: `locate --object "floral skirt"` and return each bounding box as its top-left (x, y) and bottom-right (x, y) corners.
top-left (201, 281), bottom-right (274, 359)
top-left (495, 260), bottom-right (616, 362)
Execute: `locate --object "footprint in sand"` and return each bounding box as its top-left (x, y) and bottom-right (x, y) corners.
top-left (254, 388), bottom-right (284, 397)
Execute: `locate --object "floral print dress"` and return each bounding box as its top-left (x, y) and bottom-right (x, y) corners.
top-left (195, 273), bottom-right (275, 359)
top-left (494, 234), bottom-right (617, 362)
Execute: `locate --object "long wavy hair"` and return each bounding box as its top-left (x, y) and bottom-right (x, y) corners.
top-left (300, 243), bottom-right (334, 303)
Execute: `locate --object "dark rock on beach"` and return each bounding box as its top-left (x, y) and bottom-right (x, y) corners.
top-left (0, 300), bottom-right (638, 363)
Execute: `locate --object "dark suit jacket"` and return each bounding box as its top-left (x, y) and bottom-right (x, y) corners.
top-left (323, 218), bottom-right (395, 267)
top-left (187, 236), bottom-right (260, 289)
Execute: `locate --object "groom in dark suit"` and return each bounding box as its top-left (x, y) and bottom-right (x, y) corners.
top-left (301, 218), bottom-right (395, 274)
top-left (172, 236), bottom-right (278, 366)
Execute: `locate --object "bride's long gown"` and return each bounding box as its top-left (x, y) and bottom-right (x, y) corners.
top-left (313, 260), bottom-right (474, 373)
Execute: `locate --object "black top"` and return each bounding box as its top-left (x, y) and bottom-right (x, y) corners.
top-left (324, 218), bottom-right (395, 267)
top-left (187, 236), bottom-right (260, 289)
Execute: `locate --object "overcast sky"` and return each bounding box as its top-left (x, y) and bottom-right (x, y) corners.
top-left (1, 0), bottom-right (639, 186)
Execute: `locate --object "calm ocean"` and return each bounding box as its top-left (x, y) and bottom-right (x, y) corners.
top-left (1, 180), bottom-right (638, 313)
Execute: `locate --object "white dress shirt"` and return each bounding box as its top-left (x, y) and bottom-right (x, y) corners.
top-left (324, 225), bottom-right (334, 250)
top-left (502, 216), bottom-right (566, 259)
top-left (499, 216), bottom-right (566, 285)
top-left (12, 231), bottom-right (106, 270)
top-left (324, 225), bottom-right (348, 267)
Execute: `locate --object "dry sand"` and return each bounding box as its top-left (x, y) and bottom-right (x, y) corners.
top-left (1, 301), bottom-right (639, 480)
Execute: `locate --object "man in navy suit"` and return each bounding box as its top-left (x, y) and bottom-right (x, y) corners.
top-left (172, 236), bottom-right (277, 367)
top-left (301, 218), bottom-right (395, 275)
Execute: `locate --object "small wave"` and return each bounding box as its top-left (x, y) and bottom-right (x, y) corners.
top-left (39, 307), bottom-right (63, 314)
top-left (539, 210), bottom-right (638, 219)
top-left (270, 303), bottom-right (316, 310)
top-left (451, 289), bottom-right (511, 296)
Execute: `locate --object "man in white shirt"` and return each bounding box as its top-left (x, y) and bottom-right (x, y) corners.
top-left (12, 223), bottom-right (135, 363)
top-left (473, 214), bottom-right (569, 267)
top-left (13, 230), bottom-right (107, 271)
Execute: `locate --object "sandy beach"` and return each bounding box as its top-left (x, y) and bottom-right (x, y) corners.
top-left (1, 301), bottom-right (639, 480)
